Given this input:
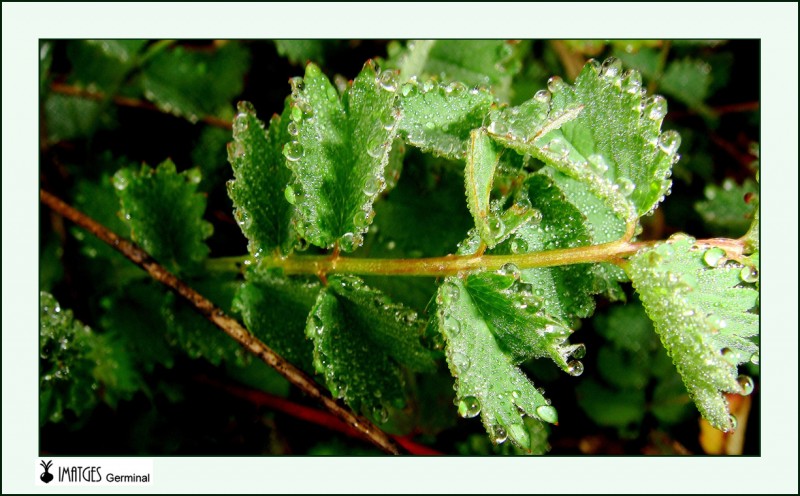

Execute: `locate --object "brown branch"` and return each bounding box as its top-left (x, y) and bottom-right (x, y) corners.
top-left (40, 189), bottom-right (402, 455)
top-left (196, 375), bottom-right (443, 455)
top-left (666, 101), bottom-right (759, 121)
top-left (549, 40), bottom-right (585, 81)
top-left (49, 82), bottom-right (232, 129)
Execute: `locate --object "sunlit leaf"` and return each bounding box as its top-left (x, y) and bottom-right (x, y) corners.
top-left (286, 61), bottom-right (400, 252)
top-left (628, 236), bottom-right (758, 430)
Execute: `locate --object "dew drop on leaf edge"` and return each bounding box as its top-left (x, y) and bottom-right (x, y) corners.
top-left (737, 375), bottom-right (754, 396)
top-left (457, 396), bottom-right (481, 418)
top-left (535, 404), bottom-right (558, 424)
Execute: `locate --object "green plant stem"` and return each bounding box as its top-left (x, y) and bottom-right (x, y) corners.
top-left (39, 189), bottom-right (403, 455)
top-left (256, 236), bottom-right (746, 278)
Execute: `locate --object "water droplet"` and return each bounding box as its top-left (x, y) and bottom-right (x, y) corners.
top-left (287, 121), bottom-right (299, 136)
top-left (233, 115), bottom-right (249, 134)
top-left (510, 238), bottom-right (528, 254)
top-left (353, 211), bottom-right (370, 228)
top-left (643, 95), bottom-right (667, 121)
top-left (668, 232), bottom-right (692, 242)
top-left (498, 263), bottom-right (521, 279)
top-left (492, 425), bottom-right (508, 444)
top-left (284, 141), bottom-right (303, 162)
top-left (737, 375), bottom-right (754, 396)
top-left (533, 89), bottom-right (551, 104)
top-left (443, 315), bottom-right (462, 336)
top-left (703, 247), bottom-right (726, 267)
top-left (378, 70), bottom-right (398, 91)
top-left (381, 112), bottom-right (396, 131)
top-left (227, 141), bottom-right (246, 161)
top-left (728, 414), bottom-right (738, 432)
top-left (749, 352), bottom-right (759, 365)
top-left (362, 176), bottom-right (383, 197)
top-left (340, 232), bottom-right (356, 251)
top-left (311, 314), bottom-right (325, 335)
top-left (451, 352), bottom-right (470, 372)
top-left (457, 396), bottom-right (481, 418)
top-left (487, 120), bottom-right (507, 135)
top-left (547, 75), bottom-right (566, 93)
top-left (740, 266), bottom-right (759, 283)
top-left (290, 105), bottom-right (303, 122)
top-left (617, 177), bottom-right (636, 197)
top-left (658, 130), bottom-right (681, 155)
top-left (588, 154), bottom-right (609, 175)
top-left (567, 360), bottom-right (584, 376)
top-left (536, 405), bottom-right (558, 424)
top-left (546, 138), bottom-right (568, 157)
top-left (488, 217), bottom-right (505, 240)
top-left (400, 82), bottom-right (414, 97)
top-left (621, 70), bottom-right (642, 94)
top-left (571, 343), bottom-right (587, 359)
top-left (600, 57), bottom-right (622, 79)
top-left (284, 185), bottom-right (297, 204)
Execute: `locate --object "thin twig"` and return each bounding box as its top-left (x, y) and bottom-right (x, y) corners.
top-left (196, 375), bottom-right (443, 455)
top-left (40, 189), bottom-right (402, 455)
top-left (49, 82), bottom-right (232, 129)
top-left (549, 40), bottom-right (585, 81)
top-left (667, 101), bottom-right (759, 120)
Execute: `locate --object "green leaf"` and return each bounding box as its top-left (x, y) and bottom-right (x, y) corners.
top-left (576, 378), bottom-right (646, 431)
top-left (627, 236), bottom-right (758, 430)
top-left (306, 275), bottom-right (436, 422)
top-left (233, 267), bottom-right (319, 373)
top-left (398, 79), bottom-right (494, 160)
top-left (388, 40), bottom-right (521, 101)
top-left (436, 271), bottom-right (582, 451)
top-left (286, 61), bottom-right (400, 252)
top-left (694, 178), bottom-right (758, 238)
top-left (456, 417), bottom-right (550, 455)
top-left (40, 292), bottom-right (140, 424)
top-left (464, 130), bottom-right (501, 247)
top-left (72, 173), bottom-right (131, 262)
top-left (660, 57), bottom-right (713, 112)
top-left (67, 40), bottom-right (147, 91)
top-left (227, 101), bottom-right (295, 256)
top-left (99, 281), bottom-right (175, 372)
top-left (163, 274), bottom-right (243, 366)
top-left (114, 159), bottom-right (213, 274)
top-left (497, 174), bottom-right (598, 321)
top-left (141, 42), bottom-right (249, 122)
top-left (488, 58), bottom-right (678, 221)
top-left (44, 93), bottom-right (116, 143)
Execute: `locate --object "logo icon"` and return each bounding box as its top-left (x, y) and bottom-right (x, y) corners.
top-left (40, 460), bottom-right (54, 483)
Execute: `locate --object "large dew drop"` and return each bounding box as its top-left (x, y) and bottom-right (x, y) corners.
top-left (491, 424), bottom-right (508, 444)
top-left (740, 266), bottom-right (759, 283)
top-left (737, 375), bottom-right (754, 396)
top-left (284, 141), bottom-right (303, 162)
top-left (440, 281), bottom-right (460, 305)
top-left (378, 70), bottom-right (398, 91)
top-left (535, 404), bottom-right (558, 424)
top-left (702, 247), bottom-right (726, 267)
top-left (658, 130), bottom-right (681, 155)
top-left (567, 360), bottom-right (584, 377)
top-left (643, 95), bottom-right (668, 121)
top-left (457, 396), bottom-right (481, 418)
top-left (451, 352), bottom-right (470, 372)
top-left (547, 76), bottom-right (566, 94)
